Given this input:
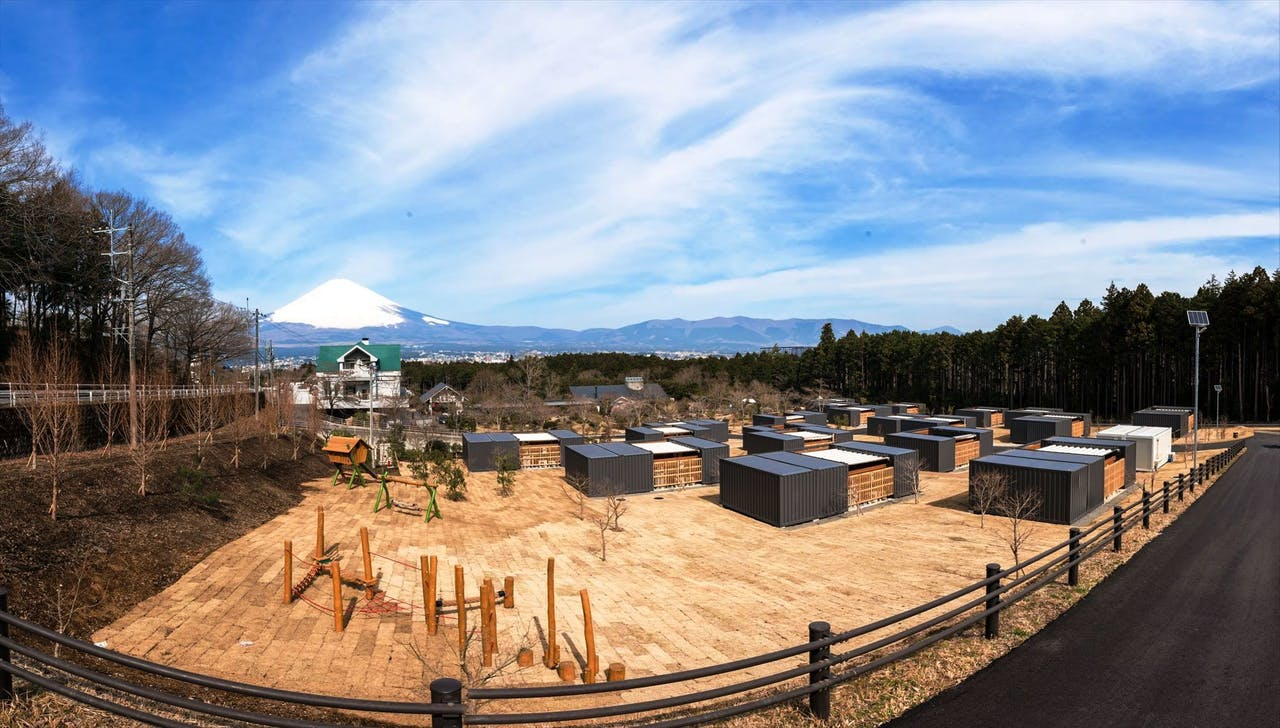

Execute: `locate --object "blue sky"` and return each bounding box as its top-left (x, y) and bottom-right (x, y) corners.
top-left (2, 0), bottom-right (1277, 331)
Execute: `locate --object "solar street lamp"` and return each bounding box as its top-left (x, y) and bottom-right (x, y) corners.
top-left (1187, 311), bottom-right (1209, 468)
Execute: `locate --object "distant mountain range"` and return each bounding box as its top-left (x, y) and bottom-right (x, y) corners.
top-left (261, 279), bottom-right (960, 355)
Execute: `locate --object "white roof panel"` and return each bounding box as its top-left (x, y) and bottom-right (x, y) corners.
top-left (1040, 445), bottom-right (1110, 456)
top-left (793, 430), bottom-right (830, 441)
top-left (514, 432), bottom-right (557, 443)
top-left (632, 441), bottom-right (696, 455)
top-left (653, 426), bottom-right (691, 435)
top-left (1100, 425), bottom-right (1170, 439)
top-left (805, 449), bottom-right (888, 467)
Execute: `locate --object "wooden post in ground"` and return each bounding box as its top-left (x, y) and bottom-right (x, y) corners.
top-left (330, 562), bottom-right (344, 633)
top-left (517, 648), bottom-right (534, 667)
top-left (557, 660), bottom-right (576, 682)
top-left (315, 506), bottom-right (324, 559)
top-left (580, 588), bottom-right (598, 683)
top-left (544, 557), bottom-right (558, 668)
top-left (484, 577), bottom-right (498, 662)
top-left (455, 565), bottom-right (466, 658)
top-left (423, 555), bottom-right (438, 635)
top-left (479, 580), bottom-right (494, 667)
top-left (360, 527), bottom-right (374, 598)
top-left (283, 540), bottom-right (293, 604)
top-left (607, 662), bottom-right (626, 682)
top-left (503, 575), bottom-right (515, 608)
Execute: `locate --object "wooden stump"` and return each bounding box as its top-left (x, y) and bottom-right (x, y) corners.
top-left (517, 648), bottom-right (534, 667)
top-left (607, 663), bottom-right (626, 682)
top-left (557, 660), bottom-right (576, 682)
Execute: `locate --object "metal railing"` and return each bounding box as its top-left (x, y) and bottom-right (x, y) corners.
top-left (0, 440), bottom-right (1248, 726)
top-left (0, 383), bottom-right (248, 408)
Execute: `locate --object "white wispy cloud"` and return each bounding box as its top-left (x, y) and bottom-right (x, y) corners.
top-left (39, 0), bottom-right (1275, 329)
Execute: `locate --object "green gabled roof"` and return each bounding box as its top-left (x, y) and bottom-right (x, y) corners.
top-left (316, 343), bottom-right (402, 372)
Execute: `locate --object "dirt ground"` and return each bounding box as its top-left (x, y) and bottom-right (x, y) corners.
top-left (4, 423), bottom-right (1244, 725)
top-left (89, 433), bottom-right (1093, 717)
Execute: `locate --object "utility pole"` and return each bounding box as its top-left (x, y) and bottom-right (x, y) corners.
top-left (248, 300), bottom-right (260, 418)
top-left (267, 341), bottom-right (277, 429)
top-left (98, 223), bottom-right (137, 449)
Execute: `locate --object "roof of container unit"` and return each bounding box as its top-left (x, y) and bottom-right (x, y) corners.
top-left (463, 432), bottom-right (519, 443)
top-left (513, 432), bottom-right (557, 443)
top-left (1142, 406), bottom-right (1193, 414)
top-left (1099, 425), bottom-right (1170, 438)
top-left (755, 451), bottom-right (846, 472)
top-left (974, 454), bottom-right (1087, 473)
top-left (1040, 444), bottom-right (1112, 457)
top-left (652, 426), bottom-right (691, 436)
top-left (669, 436), bottom-right (727, 451)
top-left (632, 441), bottom-right (696, 455)
top-left (837, 442), bottom-right (917, 458)
top-left (888, 432), bottom-right (951, 443)
top-left (599, 442), bottom-right (648, 456)
top-left (547, 429), bottom-right (583, 440)
top-left (804, 449), bottom-right (888, 467)
top-left (792, 430), bottom-right (830, 441)
top-left (725, 454), bottom-right (808, 477)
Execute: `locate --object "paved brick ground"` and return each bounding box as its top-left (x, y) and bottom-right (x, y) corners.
top-left (93, 427), bottom-right (1214, 715)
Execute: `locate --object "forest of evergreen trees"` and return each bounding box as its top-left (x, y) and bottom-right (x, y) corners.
top-left (406, 269), bottom-right (1279, 423)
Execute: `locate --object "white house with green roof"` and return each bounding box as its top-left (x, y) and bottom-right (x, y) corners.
top-left (313, 337), bottom-right (404, 410)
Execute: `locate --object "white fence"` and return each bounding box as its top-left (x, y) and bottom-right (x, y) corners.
top-left (0, 383), bottom-right (249, 408)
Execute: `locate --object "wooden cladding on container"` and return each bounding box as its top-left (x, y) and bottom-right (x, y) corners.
top-left (990, 412), bottom-right (1004, 427)
top-left (800, 436), bottom-right (834, 452)
top-left (652, 454), bottom-right (702, 488)
top-left (519, 442), bottom-right (562, 469)
top-left (849, 466), bottom-right (894, 506)
top-left (1103, 457), bottom-right (1124, 499)
top-left (954, 438), bottom-right (982, 467)
top-left (1071, 420), bottom-right (1085, 437)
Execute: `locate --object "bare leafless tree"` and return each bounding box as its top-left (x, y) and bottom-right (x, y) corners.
top-left (562, 474), bottom-right (589, 520)
top-left (969, 470), bottom-right (1008, 528)
top-left (132, 371), bottom-right (173, 496)
top-left (40, 333), bottom-right (81, 520)
top-left (590, 486), bottom-right (629, 561)
top-left (996, 485), bottom-right (1042, 575)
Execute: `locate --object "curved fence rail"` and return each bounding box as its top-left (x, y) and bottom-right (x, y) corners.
top-left (0, 440), bottom-right (1247, 727)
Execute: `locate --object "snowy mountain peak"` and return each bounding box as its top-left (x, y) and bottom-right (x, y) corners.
top-left (270, 278), bottom-right (450, 329)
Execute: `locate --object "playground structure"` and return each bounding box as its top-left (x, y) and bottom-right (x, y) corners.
top-left (323, 435), bottom-right (442, 522)
top-left (281, 519), bottom-right (625, 684)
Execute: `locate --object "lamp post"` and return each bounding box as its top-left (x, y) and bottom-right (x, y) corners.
top-left (368, 362), bottom-right (378, 457)
top-left (1214, 383), bottom-right (1222, 438)
top-left (1187, 311), bottom-right (1209, 469)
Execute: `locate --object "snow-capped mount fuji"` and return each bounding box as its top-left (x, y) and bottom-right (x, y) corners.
top-left (261, 278), bottom-right (936, 353)
top-left (269, 278), bottom-right (451, 329)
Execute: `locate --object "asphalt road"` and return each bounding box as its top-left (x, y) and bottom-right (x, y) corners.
top-left (886, 433), bottom-right (1280, 728)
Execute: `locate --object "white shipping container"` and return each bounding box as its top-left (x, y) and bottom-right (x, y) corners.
top-left (1097, 425), bottom-right (1173, 471)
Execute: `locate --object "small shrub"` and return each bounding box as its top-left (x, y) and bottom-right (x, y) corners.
top-left (175, 466), bottom-right (221, 508)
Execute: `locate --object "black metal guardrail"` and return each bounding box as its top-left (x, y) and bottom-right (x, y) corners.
top-left (0, 441), bottom-right (1248, 727)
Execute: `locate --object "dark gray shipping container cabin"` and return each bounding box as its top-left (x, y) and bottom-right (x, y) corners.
top-left (1131, 407), bottom-right (1194, 438)
top-left (670, 436), bottom-right (730, 484)
top-left (825, 406), bottom-right (869, 428)
top-left (969, 454), bottom-right (1091, 525)
top-left (719, 452), bottom-right (848, 527)
top-left (929, 426), bottom-right (994, 467)
top-left (548, 429), bottom-right (585, 449)
top-left (884, 431), bottom-right (958, 472)
top-left (461, 432), bottom-right (520, 472)
top-left (1041, 436), bottom-right (1136, 490)
top-left (866, 415), bottom-right (931, 437)
top-left (742, 428), bottom-right (805, 454)
top-left (1008, 416), bottom-right (1073, 444)
top-left (563, 443), bottom-right (654, 497)
top-left (752, 413), bottom-right (788, 429)
top-left (836, 442), bottom-right (920, 499)
top-left (999, 448), bottom-right (1106, 513)
top-left (624, 426), bottom-right (665, 443)
top-left (1007, 408), bottom-right (1091, 435)
top-left (891, 402), bottom-right (925, 415)
top-left (683, 419), bottom-right (730, 442)
top-left (786, 410), bottom-right (828, 426)
top-left (955, 407), bottom-right (1006, 428)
